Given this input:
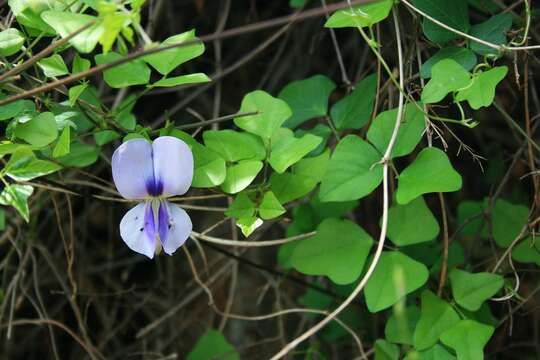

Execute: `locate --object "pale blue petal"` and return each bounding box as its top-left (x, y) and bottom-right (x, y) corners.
top-left (119, 202), bottom-right (156, 258)
top-left (112, 138), bottom-right (155, 200)
top-left (158, 201), bottom-right (192, 255)
top-left (152, 136), bottom-right (193, 197)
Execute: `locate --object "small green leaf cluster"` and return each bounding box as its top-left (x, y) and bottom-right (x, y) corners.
top-left (0, 0), bottom-right (210, 222)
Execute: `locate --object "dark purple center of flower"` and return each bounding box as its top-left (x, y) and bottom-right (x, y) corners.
top-left (146, 178), bottom-right (164, 197)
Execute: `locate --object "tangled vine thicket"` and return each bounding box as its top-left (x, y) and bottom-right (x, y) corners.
top-left (0, 0), bottom-right (539, 359)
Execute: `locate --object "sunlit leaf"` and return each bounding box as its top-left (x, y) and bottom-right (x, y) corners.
top-left (95, 52), bottom-right (151, 88)
top-left (279, 75), bottom-right (335, 128)
top-left (396, 147), bottom-right (462, 205)
top-left (421, 59), bottom-right (471, 104)
top-left (440, 320), bottom-right (494, 360)
top-left (42, 11), bottom-right (104, 53)
top-left (14, 112), bottom-right (58, 147)
top-left (0, 184), bottom-right (33, 222)
top-left (413, 290), bottom-right (460, 350)
top-left (367, 103), bottom-right (425, 158)
top-left (449, 268), bottom-right (504, 311)
top-left (319, 135), bottom-right (382, 202)
top-left (234, 90), bottom-right (292, 139)
top-left (291, 218), bottom-right (373, 284)
top-left (0, 28), bottom-right (25, 56)
top-left (386, 196), bottom-right (439, 246)
top-left (221, 160), bottom-right (263, 194)
top-left (365, 251), bottom-right (429, 312)
top-left (325, 0), bottom-right (394, 28)
top-left (456, 66), bottom-right (507, 109)
top-left (144, 30), bottom-right (205, 75)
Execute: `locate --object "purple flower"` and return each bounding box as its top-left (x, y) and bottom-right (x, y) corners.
top-left (112, 136), bottom-right (194, 258)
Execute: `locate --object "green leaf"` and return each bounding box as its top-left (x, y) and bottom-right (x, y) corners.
top-left (14, 112), bottom-right (58, 147)
top-left (165, 129), bottom-right (226, 188)
top-left (386, 196), bottom-right (439, 246)
top-left (324, 0), bottom-right (394, 28)
top-left (0, 96), bottom-right (34, 121)
top-left (512, 238), bottom-right (540, 266)
top-left (234, 90), bottom-right (292, 139)
top-left (270, 149), bottom-right (329, 204)
top-left (412, 0), bottom-right (469, 44)
top-left (385, 306), bottom-right (420, 345)
top-left (221, 160), bottom-right (263, 194)
top-left (72, 54), bottom-right (91, 74)
top-left (440, 320), bottom-right (494, 360)
top-left (237, 216), bottom-right (263, 237)
top-left (374, 339), bottom-right (399, 360)
top-left (0, 142), bottom-right (32, 156)
top-left (53, 125), bottom-right (71, 158)
top-left (113, 94), bottom-right (137, 130)
top-left (269, 133), bottom-right (321, 173)
top-left (404, 345), bottom-right (456, 360)
top-left (37, 54), bottom-right (69, 77)
top-left (57, 141), bottom-right (98, 167)
top-left (68, 84), bottom-right (88, 107)
top-left (225, 192), bottom-right (256, 218)
top-left (291, 218), bottom-right (373, 285)
top-left (420, 46), bottom-right (477, 79)
top-left (151, 73), bottom-right (210, 87)
top-left (413, 290), bottom-right (461, 350)
top-left (0, 28), bottom-right (25, 56)
top-left (5, 149), bottom-right (61, 181)
top-left (396, 147), bottom-right (462, 205)
top-left (186, 329), bottom-right (239, 360)
top-left (95, 52), bottom-right (151, 88)
top-left (365, 251), bottom-right (429, 312)
top-left (320, 135), bottom-right (383, 202)
top-left (0, 184), bottom-right (33, 222)
top-left (203, 130), bottom-right (266, 162)
top-left (94, 129), bottom-right (121, 146)
top-left (278, 75), bottom-right (335, 128)
top-left (421, 59), bottom-right (471, 104)
top-left (41, 11), bottom-right (104, 53)
top-left (331, 74), bottom-right (377, 130)
top-left (469, 13), bottom-right (512, 56)
top-left (456, 66), bottom-right (508, 109)
top-left (492, 199), bottom-right (529, 247)
top-left (296, 123), bottom-right (332, 156)
top-left (143, 30), bottom-right (205, 75)
top-left (449, 268), bottom-right (504, 311)
top-left (367, 103), bottom-right (425, 158)
top-left (259, 191), bottom-right (286, 220)
top-left (9, 0), bottom-right (62, 35)
top-left (98, 12), bottom-right (129, 53)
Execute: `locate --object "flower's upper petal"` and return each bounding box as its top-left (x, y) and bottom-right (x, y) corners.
top-left (158, 201), bottom-right (192, 255)
top-left (119, 202), bottom-right (156, 259)
top-left (152, 136), bottom-right (193, 197)
top-left (112, 138), bottom-right (155, 200)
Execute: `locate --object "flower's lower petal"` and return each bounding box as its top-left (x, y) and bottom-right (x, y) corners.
top-left (112, 138), bottom-right (155, 200)
top-left (119, 202), bottom-right (156, 258)
top-left (158, 201), bottom-right (192, 255)
top-left (152, 136), bottom-right (194, 197)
